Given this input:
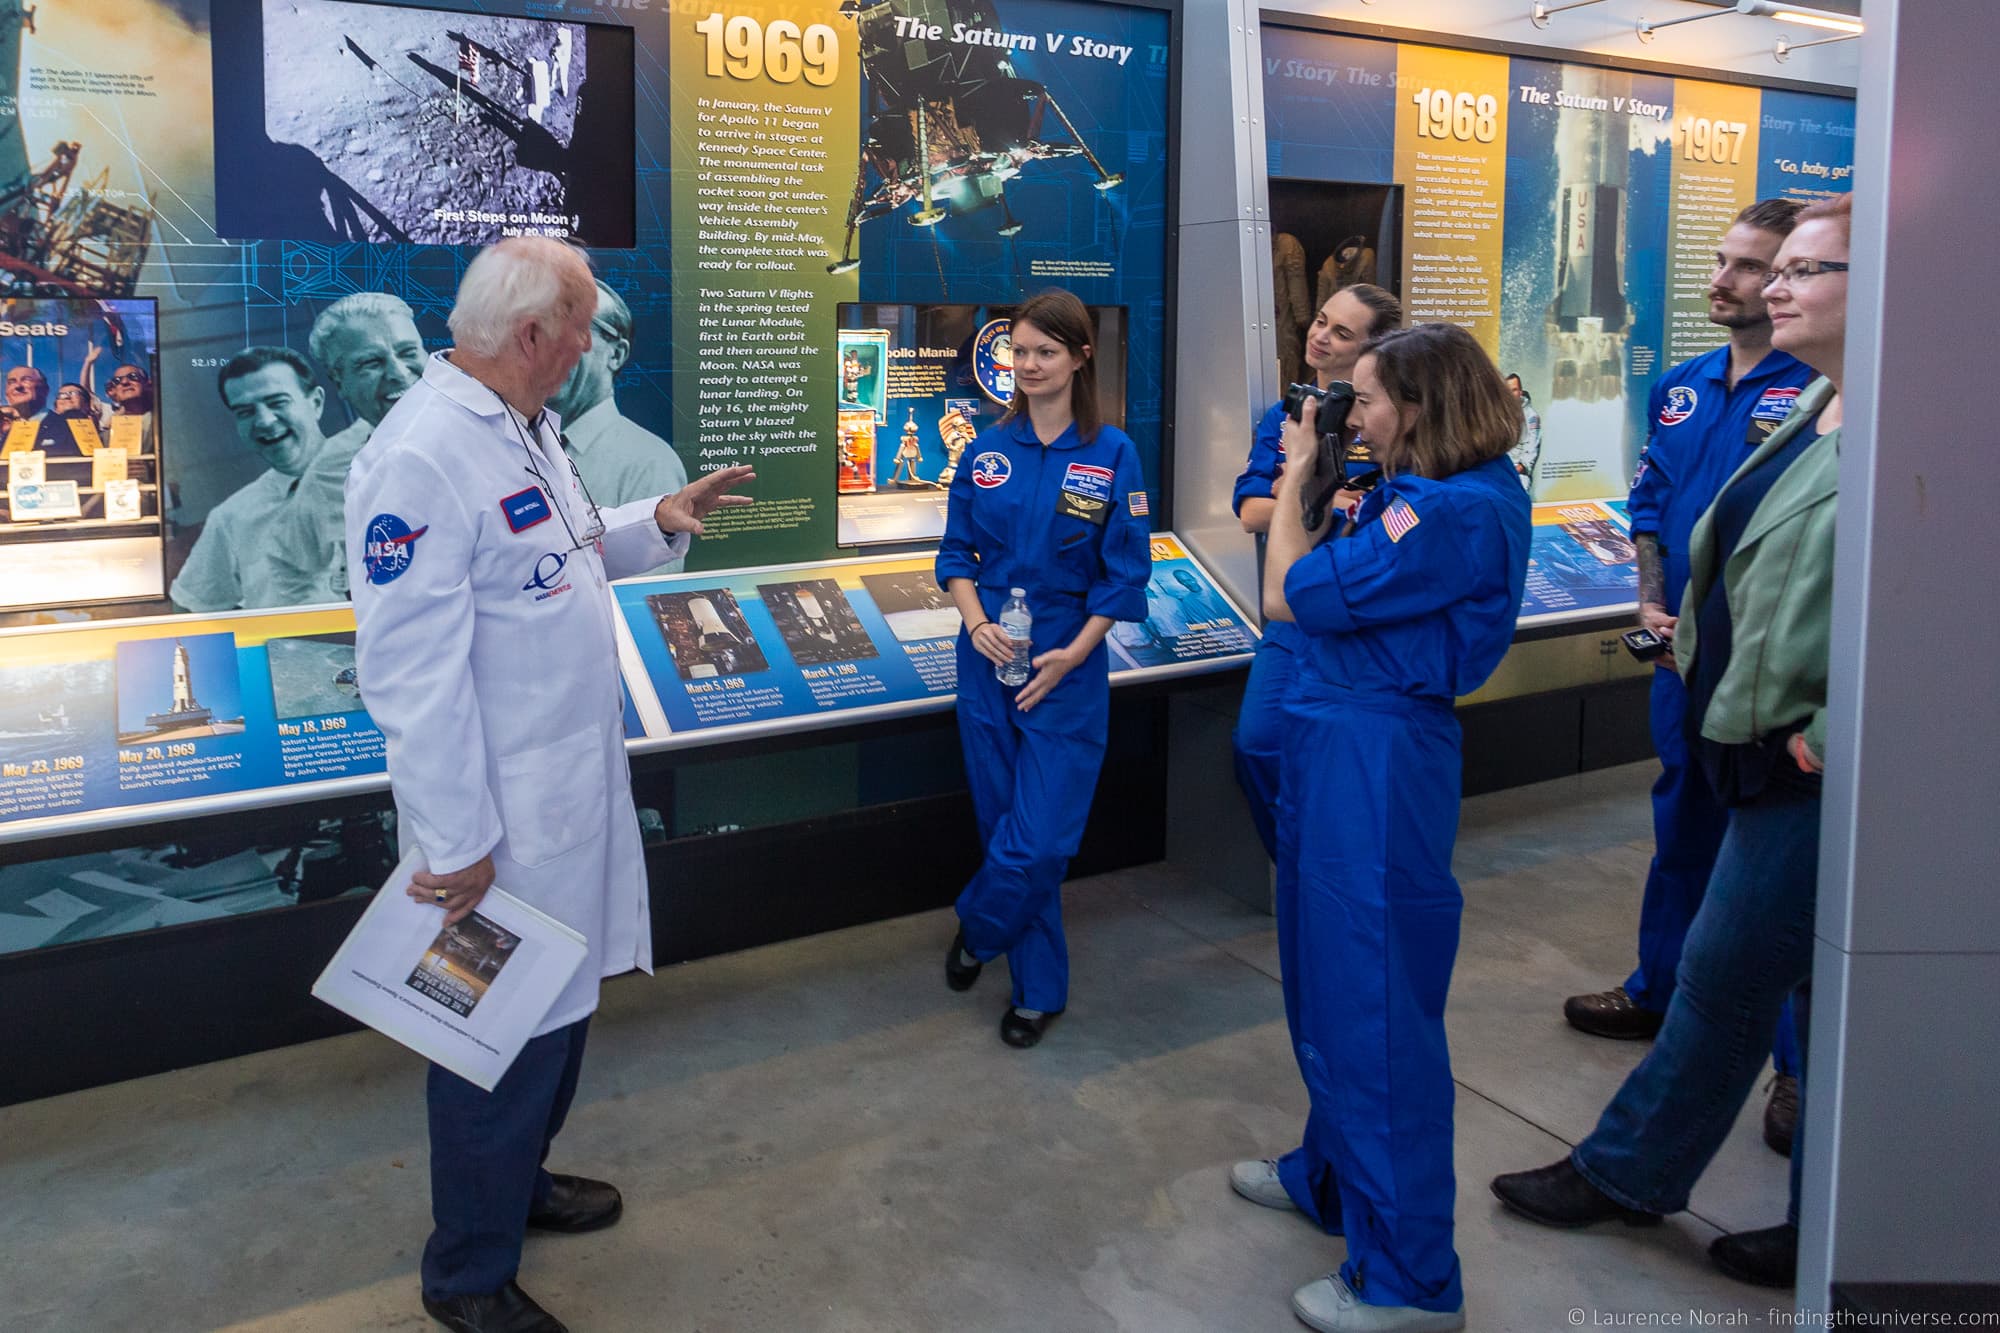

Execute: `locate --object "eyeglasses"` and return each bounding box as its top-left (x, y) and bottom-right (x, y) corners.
top-left (107, 372), bottom-right (147, 386)
top-left (1762, 260), bottom-right (1849, 290)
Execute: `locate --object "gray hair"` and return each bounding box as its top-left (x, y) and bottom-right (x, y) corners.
top-left (447, 238), bottom-right (596, 358)
top-left (309, 291), bottom-right (418, 366)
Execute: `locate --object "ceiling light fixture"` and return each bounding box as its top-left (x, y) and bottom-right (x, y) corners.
top-left (1530, 0), bottom-right (1610, 30)
top-left (1637, 0), bottom-right (1863, 43)
top-left (1774, 30), bottom-right (1861, 60)
top-left (1740, 1), bottom-right (1864, 34)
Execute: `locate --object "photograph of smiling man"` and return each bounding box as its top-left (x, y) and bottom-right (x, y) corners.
top-left (171, 347), bottom-right (337, 612)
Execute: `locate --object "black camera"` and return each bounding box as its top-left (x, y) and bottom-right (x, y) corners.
top-left (1282, 381), bottom-right (1379, 530)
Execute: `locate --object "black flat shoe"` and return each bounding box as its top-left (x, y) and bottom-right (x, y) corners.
top-left (422, 1279), bottom-right (567, 1333)
top-left (526, 1173), bottom-right (623, 1233)
top-left (1490, 1158), bottom-right (1663, 1229)
top-left (1710, 1223), bottom-right (1798, 1288)
top-left (1563, 986), bottom-right (1666, 1040)
top-left (1000, 1006), bottom-right (1062, 1048)
top-left (945, 929), bottom-right (982, 992)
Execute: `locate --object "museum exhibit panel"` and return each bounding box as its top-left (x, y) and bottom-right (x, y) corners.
top-left (1, 0), bottom-right (1860, 1122)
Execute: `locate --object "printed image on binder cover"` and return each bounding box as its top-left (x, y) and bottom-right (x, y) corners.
top-left (406, 911), bottom-right (521, 1018)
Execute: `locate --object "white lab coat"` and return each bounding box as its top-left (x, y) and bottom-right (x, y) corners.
top-left (345, 352), bottom-right (688, 1035)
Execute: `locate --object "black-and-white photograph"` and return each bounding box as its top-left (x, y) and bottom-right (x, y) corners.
top-left (218, 0), bottom-right (635, 247)
top-left (859, 569), bottom-right (961, 643)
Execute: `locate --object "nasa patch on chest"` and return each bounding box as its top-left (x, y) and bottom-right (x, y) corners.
top-left (1057, 462), bottom-right (1114, 524)
top-left (971, 451), bottom-right (1012, 488)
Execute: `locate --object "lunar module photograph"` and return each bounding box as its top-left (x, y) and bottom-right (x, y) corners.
top-left (826, 0), bottom-right (1126, 274)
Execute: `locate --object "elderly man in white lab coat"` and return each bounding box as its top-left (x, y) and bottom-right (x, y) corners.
top-left (345, 237), bottom-right (752, 1333)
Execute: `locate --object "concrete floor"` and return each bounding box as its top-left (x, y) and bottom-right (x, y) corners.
top-left (0, 762), bottom-right (1800, 1332)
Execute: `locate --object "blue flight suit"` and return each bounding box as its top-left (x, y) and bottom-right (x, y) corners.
top-left (1277, 456), bottom-right (1529, 1313)
top-left (1233, 401), bottom-right (1348, 1240)
top-left (1231, 401), bottom-right (1302, 862)
top-left (1627, 346), bottom-right (1814, 1078)
top-left (936, 414), bottom-right (1150, 1014)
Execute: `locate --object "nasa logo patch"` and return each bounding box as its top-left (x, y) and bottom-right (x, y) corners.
top-left (1658, 385), bottom-right (1698, 427)
top-left (363, 513), bottom-right (429, 585)
top-left (971, 450), bottom-right (1012, 489)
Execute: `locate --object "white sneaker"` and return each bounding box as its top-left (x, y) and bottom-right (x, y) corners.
top-left (1290, 1274), bottom-right (1465, 1333)
top-left (1229, 1158), bottom-right (1297, 1211)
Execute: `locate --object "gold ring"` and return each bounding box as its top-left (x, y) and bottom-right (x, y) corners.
top-left (434, 889), bottom-right (448, 902)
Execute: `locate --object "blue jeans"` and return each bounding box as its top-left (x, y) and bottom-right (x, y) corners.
top-left (1627, 668), bottom-right (1800, 1079)
top-left (1574, 793), bottom-right (1819, 1222)
top-left (422, 1018), bottom-right (591, 1298)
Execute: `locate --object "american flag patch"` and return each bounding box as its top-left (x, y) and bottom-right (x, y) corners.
top-left (1128, 490), bottom-right (1150, 516)
top-left (1381, 497), bottom-right (1420, 543)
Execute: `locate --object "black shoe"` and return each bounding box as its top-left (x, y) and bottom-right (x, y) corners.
top-left (423, 1280), bottom-right (567, 1333)
top-left (1490, 1158), bottom-right (1663, 1229)
top-left (945, 929), bottom-right (982, 992)
top-left (526, 1173), bottom-right (623, 1234)
top-left (1000, 1006), bottom-right (1062, 1048)
top-left (1563, 986), bottom-right (1667, 1040)
top-left (1763, 1073), bottom-right (1799, 1158)
top-left (1710, 1223), bottom-right (1798, 1288)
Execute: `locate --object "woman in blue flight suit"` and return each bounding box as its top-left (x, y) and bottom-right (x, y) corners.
top-left (1261, 324), bottom-right (1531, 1333)
top-left (1229, 282), bottom-right (1404, 1229)
top-left (935, 289), bottom-right (1150, 1049)
top-left (1233, 283), bottom-right (1403, 859)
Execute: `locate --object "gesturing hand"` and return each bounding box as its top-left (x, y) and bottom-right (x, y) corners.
top-left (1016, 644), bottom-right (1083, 712)
top-left (410, 854), bottom-right (497, 927)
top-left (656, 466), bottom-right (757, 536)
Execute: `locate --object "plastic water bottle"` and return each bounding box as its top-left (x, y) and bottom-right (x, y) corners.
top-left (997, 588), bottom-right (1033, 687)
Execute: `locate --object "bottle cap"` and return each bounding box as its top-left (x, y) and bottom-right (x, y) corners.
top-left (1010, 586), bottom-right (1026, 597)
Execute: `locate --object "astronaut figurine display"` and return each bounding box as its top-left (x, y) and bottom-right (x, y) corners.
top-left (889, 408), bottom-right (926, 487)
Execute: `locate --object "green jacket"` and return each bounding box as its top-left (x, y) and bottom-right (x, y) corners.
top-left (1674, 376), bottom-right (1838, 759)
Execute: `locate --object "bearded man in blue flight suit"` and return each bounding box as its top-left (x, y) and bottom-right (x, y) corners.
top-left (1562, 199), bottom-right (1816, 1155)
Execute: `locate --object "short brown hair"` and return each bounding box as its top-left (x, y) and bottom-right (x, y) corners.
top-left (1362, 323), bottom-right (1520, 481)
top-left (1003, 289), bottom-right (1101, 442)
top-left (1735, 198), bottom-right (1803, 236)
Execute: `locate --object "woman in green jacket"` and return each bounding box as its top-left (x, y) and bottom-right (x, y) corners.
top-left (1491, 194), bottom-right (1850, 1290)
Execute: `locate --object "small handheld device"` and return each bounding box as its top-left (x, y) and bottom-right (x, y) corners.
top-left (1621, 627), bottom-right (1671, 662)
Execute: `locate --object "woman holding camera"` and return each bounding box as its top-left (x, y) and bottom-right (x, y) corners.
top-left (935, 289), bottom-right (1150, 1049)
top-left (1233, 284), bottom-right (1402, 859)
top-left (1254, 324), bottom-right (1530, 1333)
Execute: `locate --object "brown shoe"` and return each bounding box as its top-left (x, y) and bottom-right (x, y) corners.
top-left (1563, 986), bottom-right (1666, 1040)
top-left (1763, 1073), bottom-right (1799, 1157)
